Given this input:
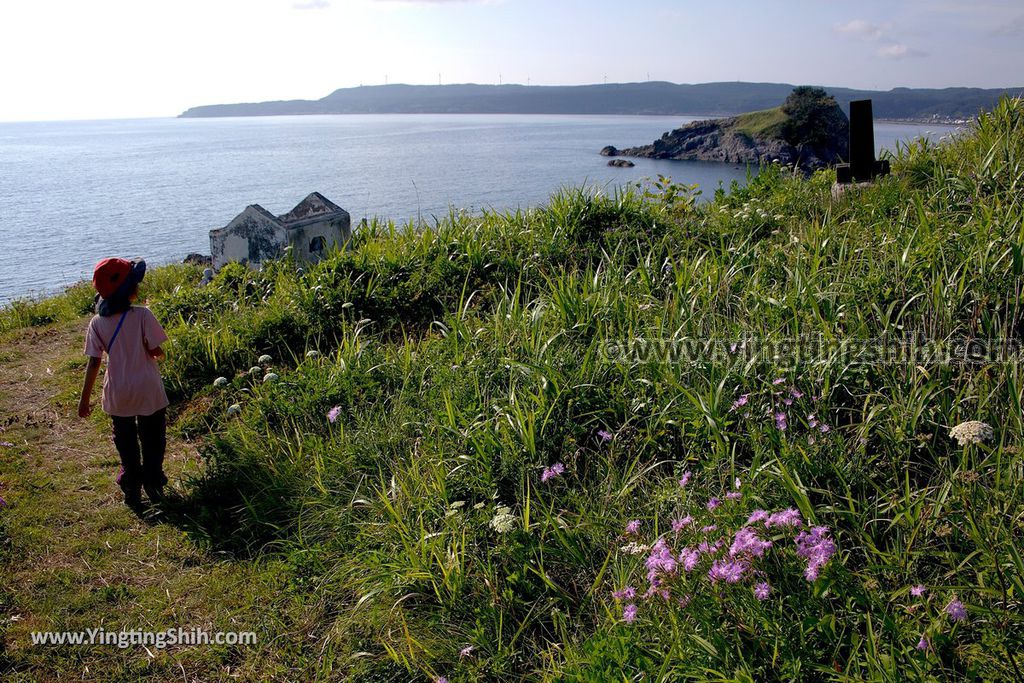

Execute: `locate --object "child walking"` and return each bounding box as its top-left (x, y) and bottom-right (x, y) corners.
top-left (78, 258), bottom-right (170, 507)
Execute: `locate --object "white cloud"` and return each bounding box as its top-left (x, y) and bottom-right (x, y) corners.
top-left (834, 19), bottom-right (884, 41)
top-left (877, 43), bottom-right (928, 59)
top-left (835, 19), bottom-right (927, 60)
top-left (292, 0), bottom-right (330, 8)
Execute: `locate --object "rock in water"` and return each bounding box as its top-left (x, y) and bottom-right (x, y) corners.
top-left (607, 159), bottom-right (635, 168)
top-left (603, 87), bottom-right (850, 172)
top-left (600, 145), bottom-right (620, 157)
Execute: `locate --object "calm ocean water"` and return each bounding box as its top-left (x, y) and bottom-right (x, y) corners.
top-left (0, 114), bottom-right (956, 304)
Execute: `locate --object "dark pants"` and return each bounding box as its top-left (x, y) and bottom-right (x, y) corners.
top-left (111, 409), bottom-right (167, 493)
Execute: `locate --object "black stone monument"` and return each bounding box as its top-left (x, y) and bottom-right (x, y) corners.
top-left (836, 99), bottom-right (891, 184)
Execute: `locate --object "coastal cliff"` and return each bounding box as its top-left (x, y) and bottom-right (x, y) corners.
top-left (603, 87), bottom-right (850, 171)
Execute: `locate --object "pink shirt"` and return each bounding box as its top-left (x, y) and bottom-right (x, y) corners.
top-left (84, 306), bottom-right (170, 418)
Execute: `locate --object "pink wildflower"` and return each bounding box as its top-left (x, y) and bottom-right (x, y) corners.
top-left (790, 387), bottom-right (804, 399)
top-left (765, 508), bottom-right (803, 529)
top-left (708, 559), bottom-right (746, 584)
top-left (623, 603), bottom-right (638, 623)
top-left (945, 599), bottom-right (967, 622)
top-left (696, 539), bottom-right (722, 555)
top-left (679, 548), bottom-right (701, 572)
top-left (775, 411), bottom-right (788, 431)
top-left (624, 519), bottom-right (641, 535)
top-left (612, 586), bottom-right (637, 601)
top-left (746, 509), bottom-right (769, 525)
top-left (730, 527), bottom-right (773, 558)
top-left (734, 477), bottom-right (741, 489)
top-left (916, 635), bottom-right (930, 651)
top-left (700, 524), bottom-right (717, 534)
top-left (706, 497), bottom-right (720, 511)
top-left (773, 377), bottom-right (786, 385)
top-left (597, 429), bottom-right (613, 443)
top-left (754, 582), bottom-right (771, 600)
top-left (678, 470), bottom-right (693, 488)
top-left (731, 394), bottom-right (750, 411)
top-left (645, 539), bottom-right (678, 582)
top-left (726, 491), bottom-right (742, 501)
top-left (795, 526), bottom-right (836, 581)
top-left (910, 585), bottom-right (926, 598)
top-left (459, 645), bottom-right (475, 658)
top-left (541, 462), bottom-right (565, 482)
top-left (327, 406), bottom-right (342, 423)
top-left (671, 516), bottom-right (693, 532)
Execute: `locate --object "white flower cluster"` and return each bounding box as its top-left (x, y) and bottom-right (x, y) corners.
top-left (619, 542), bottom-right (650, 555)
top-left (949, 420), bottom-right (993, 446)
top-left (720, 198), bottom-right (785, 223)
top-left (489, 505), bottom-right (517, 533)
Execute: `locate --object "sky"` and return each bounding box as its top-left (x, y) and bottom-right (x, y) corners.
top-left (1, 0), bottom-right (1022, 122)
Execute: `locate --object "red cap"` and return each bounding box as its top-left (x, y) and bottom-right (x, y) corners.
top-left (92, 258), bottom-right (133, 298)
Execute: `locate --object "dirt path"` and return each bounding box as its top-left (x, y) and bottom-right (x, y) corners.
top-left (0, 320), bottom-right (303, 682)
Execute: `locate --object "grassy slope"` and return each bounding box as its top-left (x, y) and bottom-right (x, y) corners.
top-left (724, 106), bottom-right (788, 140)
top-left (2, 98), bottom-right (1024, 681)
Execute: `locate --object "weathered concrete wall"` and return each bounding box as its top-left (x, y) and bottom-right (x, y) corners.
top-left (210, 206), bottom-right (287, 270)
top-left (287, 215), bottom-right (352, 263)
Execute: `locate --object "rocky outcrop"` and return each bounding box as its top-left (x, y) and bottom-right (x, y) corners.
top-left (182, 253), bottom-right (212, 266)
top-left (606, 91), bottom-right (850, 172)
top-left (607, 159), bottom-right (635, 167)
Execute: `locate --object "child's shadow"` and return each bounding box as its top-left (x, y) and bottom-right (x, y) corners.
top-left (131, 481), bottom-right (269, 559)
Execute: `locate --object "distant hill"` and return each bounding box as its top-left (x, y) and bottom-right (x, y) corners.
top-left (179, 82), bottom-right (1024, 122)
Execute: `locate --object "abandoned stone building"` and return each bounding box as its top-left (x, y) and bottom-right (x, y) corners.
top-left (209, 192), bottom-right (351, 269)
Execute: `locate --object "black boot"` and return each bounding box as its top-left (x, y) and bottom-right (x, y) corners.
top-left (143, 482), bottom-right (164, 504)
top-left (124, 488), bottom-right (143, 508)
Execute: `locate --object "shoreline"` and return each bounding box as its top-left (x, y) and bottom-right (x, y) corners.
top-left (177, 111), bottom-right (969, 126)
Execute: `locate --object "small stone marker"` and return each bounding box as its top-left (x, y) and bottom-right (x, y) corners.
top-left (836, 99), bottom-right (890, 184)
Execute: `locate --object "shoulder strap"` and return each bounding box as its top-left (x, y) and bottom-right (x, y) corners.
top-left (106, 309), bottom-right (130, 353)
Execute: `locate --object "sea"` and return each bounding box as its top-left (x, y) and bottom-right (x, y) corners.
top-left (0, 114), bottom-right (958, 304)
